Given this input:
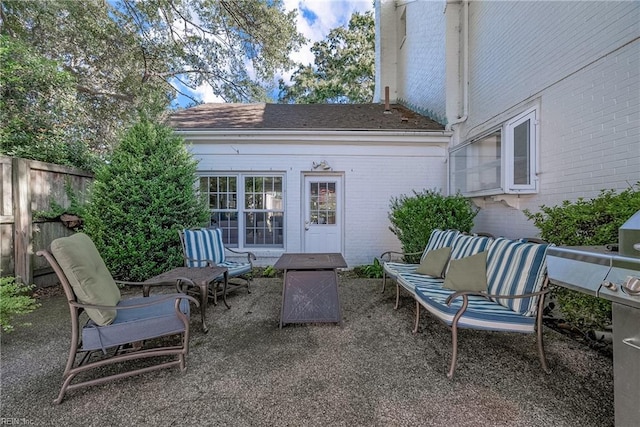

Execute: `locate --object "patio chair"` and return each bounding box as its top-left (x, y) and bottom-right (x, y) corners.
top-left (179, 228), bottom-right (256, 306)
top-left (37, 233), bottom-right (199, 404)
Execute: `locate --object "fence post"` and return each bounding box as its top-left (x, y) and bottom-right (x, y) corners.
top-left (12, 157), bottom-right (31, 285)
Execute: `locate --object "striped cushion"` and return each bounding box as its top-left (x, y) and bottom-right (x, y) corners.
top-left (415, 285), bottom-right (536, 333)
top-left (396, 273), bottom-right (444, 294)
top-left (383, 261), bottom-right (420, 280)
top-left (182, 228), bottom-right (226, 266)
top-left (383, 230), bottom-right (459, 280)
top-left (486, 238), bottom-right (549, 316)
top-left (445, 234), bottom-right (493, 275)
top-left (218, 260), bottom-right (252, 278)
top-left (420, 229), bottom-right (460, 261)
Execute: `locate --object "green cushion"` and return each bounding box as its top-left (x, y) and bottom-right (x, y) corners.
top-left (50, 233), bottom-right (121, 325)
top-left (416, 247), bottom-right (451, 278)
top-left (443, 251), bottom-right (488, 292)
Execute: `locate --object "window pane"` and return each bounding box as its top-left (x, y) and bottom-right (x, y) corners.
top-left (243, 175), bottom-right (285, 248)
top-left (205, 176), bottom-right (239, 246)
top-left (211, 212), bottom-right (238, 245)
top-left (513, 120), bottom-right (530, 185)
top-left (450, 130), bottom-right (502, 194)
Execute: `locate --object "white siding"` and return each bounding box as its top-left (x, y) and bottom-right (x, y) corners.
top-left (188, 140), bottom-right (448, 267)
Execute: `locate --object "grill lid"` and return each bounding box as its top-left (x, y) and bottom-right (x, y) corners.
top-left (546, 246), bottom-right (640, 308)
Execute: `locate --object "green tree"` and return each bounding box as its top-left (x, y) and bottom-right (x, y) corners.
top-left (1, 0), bottom-right (305, 155)
top-left (278, 11), bottom-right (374, 104)
top-left (82, 118), bottom-right (210, 281)
top-left (0, 36), bottom-right (99, 170)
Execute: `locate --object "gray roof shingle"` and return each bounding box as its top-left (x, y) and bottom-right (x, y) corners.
top-left (169, 103), bottom-right (444, 131)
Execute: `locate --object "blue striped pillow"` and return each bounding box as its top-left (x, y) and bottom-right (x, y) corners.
top-left (183, 228), bottom-right (226, 267)
top-left (420, 229), bottom-right (460, 261)
top-left (486, 238), bottom-right (549, 316)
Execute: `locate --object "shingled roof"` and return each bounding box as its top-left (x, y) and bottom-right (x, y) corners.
top-left (169, 103), bottom-right (444, 131)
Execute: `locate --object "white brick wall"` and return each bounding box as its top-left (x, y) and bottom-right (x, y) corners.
top-left (377, 0), bottom-right (640, 239)
top-left (464, 1), bottom-right (639, 135)
top-left (188, 139), bottom-right (448, 267)
top-left (375, 0), bottom-right (445, 122)
top-left (388, 0), bottom-right (448, 123)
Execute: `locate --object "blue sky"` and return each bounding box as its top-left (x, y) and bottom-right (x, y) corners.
top-left (185, 0), bottom-right (374, 105)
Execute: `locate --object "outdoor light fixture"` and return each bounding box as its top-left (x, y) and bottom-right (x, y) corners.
top-left (312, 160), bottom-right (332, 171)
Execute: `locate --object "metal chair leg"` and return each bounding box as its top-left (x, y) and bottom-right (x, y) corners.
top-left (447, 324), bottom-right (459, 379)
top-left (412, 300), bottom-right (420, 334)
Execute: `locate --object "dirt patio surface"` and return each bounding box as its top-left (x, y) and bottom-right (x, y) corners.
top-left (1, 275), bottom-right (614, 426)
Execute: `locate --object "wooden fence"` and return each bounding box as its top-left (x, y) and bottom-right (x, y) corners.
top-left (0, 156), bottom-right (93, 286)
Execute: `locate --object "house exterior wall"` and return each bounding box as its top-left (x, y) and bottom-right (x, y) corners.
top-left (182, 134), bottom-right (448, 267)
top-left (376, 0), bottom-right (640, 239)
top-left (375, 0), bottom-right (448, 124)
top-left (464, 1), bottom-right (639, 238)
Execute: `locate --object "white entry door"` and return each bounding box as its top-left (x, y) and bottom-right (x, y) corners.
top-left (303, 175), bottom-right (342, 253)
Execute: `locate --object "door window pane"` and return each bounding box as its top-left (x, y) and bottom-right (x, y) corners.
top-left (309, 182), bottom-right (336, 225)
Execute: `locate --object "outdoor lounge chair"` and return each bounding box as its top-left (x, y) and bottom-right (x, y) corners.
top-left (37, 233), bottom-right (198, 404)
top-left (179, 228), bottom-right (256, 306)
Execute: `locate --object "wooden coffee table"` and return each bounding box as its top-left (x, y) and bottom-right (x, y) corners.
top-left (274, 253), bottom-right (347, 328)
top-left (144, 266), bottom-right (228, 333)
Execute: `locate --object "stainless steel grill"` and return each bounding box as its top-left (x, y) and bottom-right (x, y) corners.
top-left (546, 210), bottom-right (640, 426)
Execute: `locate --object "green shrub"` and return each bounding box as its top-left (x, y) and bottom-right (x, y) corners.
top-left (524, 183), bottom-right (640, 330)
top-left (83, 118), bottom-right (210, 281)
top-left (388, 189), bottom-right (478, 263)
top-left (0, 276), bottom-right (40, 332)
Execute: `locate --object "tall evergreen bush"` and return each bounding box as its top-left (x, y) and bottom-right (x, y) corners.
top-left (388, 189), bottom-right (478, 263)
top-left (83, 118), bottom-right (210, 281)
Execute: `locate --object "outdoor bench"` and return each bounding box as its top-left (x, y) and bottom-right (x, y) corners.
top-left (381, 230), bottom-right (552, 378)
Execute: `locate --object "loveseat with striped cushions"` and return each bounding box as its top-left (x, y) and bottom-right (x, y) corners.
top-left (406, 237), bottom-right (551, 378)
top-left (392, 233), bottom-right (494, 309)
top-left (380, 229), bottom-right (460, 297)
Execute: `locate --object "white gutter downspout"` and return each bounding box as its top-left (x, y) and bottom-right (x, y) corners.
top-left (445, 0), bottom-right (469, 131)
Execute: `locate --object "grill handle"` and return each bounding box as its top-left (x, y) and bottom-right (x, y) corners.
top-left (622, 338), bottom-right (640, 351)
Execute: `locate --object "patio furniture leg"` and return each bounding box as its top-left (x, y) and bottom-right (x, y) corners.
top-left (412, 300), bottom-right (420, 334)
top-left (447, 298), bottom-right (468, 379)
top-left (222, 271), bottom-right (231, 309)
top-left (536, 280), bottom-right (550, 373)
top-left (382, 273), bottom-right (387, 294)
top-left (447, 324), bottom-right (459, 379)
top-left (395, 282), bottom-right (400, 310)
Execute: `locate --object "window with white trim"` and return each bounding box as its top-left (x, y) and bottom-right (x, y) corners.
top-left (450, 107), bottom-right (539, 196)
top-left (199, 174), bottom-right (284, 248)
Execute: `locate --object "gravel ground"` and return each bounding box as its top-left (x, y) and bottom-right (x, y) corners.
top-left (1, 275), bottom-right (615, 426)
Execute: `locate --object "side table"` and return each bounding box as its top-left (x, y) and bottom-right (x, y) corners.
top-left (144, 266), bottom-right (228, 333)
